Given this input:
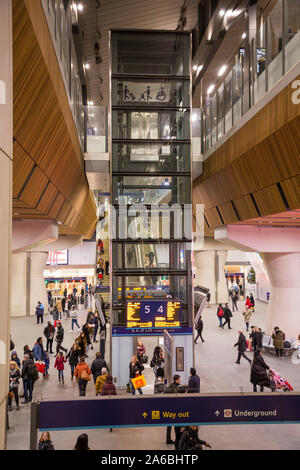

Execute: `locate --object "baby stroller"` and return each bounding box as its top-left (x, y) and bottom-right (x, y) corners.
top-left (268, 369), bottom-right (294, 392)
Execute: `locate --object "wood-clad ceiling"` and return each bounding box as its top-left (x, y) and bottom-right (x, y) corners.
top-left (193, 72), bottom-right (300, 229)
top-left (13, 0), bottom-right (97, 238)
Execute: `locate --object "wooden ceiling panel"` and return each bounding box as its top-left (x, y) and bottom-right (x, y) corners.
top-left (12, 0), bottom-right (97, 238)
top-left (19, 167), bottom-right (49, 208)
top-left (234, 194), bottom-right (259, 220)
top-left (252, 185), bottom-right (287, 217)
top-left (205, 207), bottom-right (222, 228)
top-left (280, 176), bottom-right (300, 210)
top-left (218, 201), bottom-right (239, 225)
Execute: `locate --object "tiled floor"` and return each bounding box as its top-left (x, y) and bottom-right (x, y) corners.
top-left (6, 300), bottom-right (300, 450)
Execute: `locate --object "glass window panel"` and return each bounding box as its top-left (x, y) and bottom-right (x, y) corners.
top-left (224, 71), bottom-right (232, 133)
top-left (112, 243), bottom-right (187, 269)
top-left (112, 32), bottom-right (190, 76)
top-left (211, 95), bottom-right (217, 146)
top-left (112, 109), bottom-right (190, 140)
top-left (112, 142), bottom-right (190, 173)
top-left (285, 0), bottom-right (300, 72)
top-left (112, 175), bottom-right (191, 205)
top-left (217, 83), bottom-right (225, 139)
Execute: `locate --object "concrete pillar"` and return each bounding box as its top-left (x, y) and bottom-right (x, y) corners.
top-left (194, 251), bottom-right (216, 303)
top-left (216, 250), bottom-right (228, 304)
top-left (11, 253), bottom-right (27, 317)
top-left (0, 0), bottom-right (12, 450)
top-left (264, 253), bottom-right (300, 337)
top-left (194, 249), bottom-right (228, 304)
top-left (30, 252), bottom-right (48, 315)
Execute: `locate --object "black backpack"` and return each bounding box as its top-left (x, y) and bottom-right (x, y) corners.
top-left (27, 361), bottom-right (39, 381)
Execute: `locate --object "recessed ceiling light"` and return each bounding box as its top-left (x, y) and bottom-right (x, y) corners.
top-left (218, 65), bottom-right (227, 77)
top-left (197, 65), bottom-right (203, 75)
top-left (207, 84), bottom-right (215, 95)
top-left (219, 9), bottom-right (225, 17)
top-left (193, 65), bottom-right (198, 71)
top-left (242, 32), bottom-right (247, 39)
top-left (85, 63), bottom-right (90, 69)
top-left (77, 3), bottom-right (84, 11)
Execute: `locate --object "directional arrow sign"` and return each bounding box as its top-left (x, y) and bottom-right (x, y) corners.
top-left (215, 411), bottom-right (220, 416)
top-left (142, 412), bottom-right (148, 419)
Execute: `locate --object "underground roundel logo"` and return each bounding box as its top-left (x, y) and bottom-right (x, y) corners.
top-left (224, 409), bottom-right (232, 418)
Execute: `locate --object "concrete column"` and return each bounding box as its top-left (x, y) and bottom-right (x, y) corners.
top-left (194, 250), bottom-right (216, 303)
top-left (216, 250), bottom-right (228, 304)
top-left (11, 253), bottom-right (27, 317)
top-left (30, 252), bottom-right (48, 315)
top-left (0, 0), bottom-right (12, 450)
top-left (264, 253), bottom-right (300, 337)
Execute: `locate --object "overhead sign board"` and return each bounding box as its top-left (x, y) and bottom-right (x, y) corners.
top-left (126, 300), bottom-right (181, 329)
top-left (38, 394), bottom-right (300, 431)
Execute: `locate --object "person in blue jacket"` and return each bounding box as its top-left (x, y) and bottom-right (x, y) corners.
top-left (35, 301), bottom-right (44, 324)
top-left (187, 367), bottom-right (200, 393)
top-left (33, 337), bottom-right (45, 361)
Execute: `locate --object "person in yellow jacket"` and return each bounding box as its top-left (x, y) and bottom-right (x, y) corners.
top-left (55, 298), bottom-right (63, 319)
top-left (94, 367), bottom-right (108, 395)
top-left (74, 357), bottom-right (91, 396)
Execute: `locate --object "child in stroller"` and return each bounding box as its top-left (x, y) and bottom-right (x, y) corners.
top-left (268, 369), bottom-right (294, 392)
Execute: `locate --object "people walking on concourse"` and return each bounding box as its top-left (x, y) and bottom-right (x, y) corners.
top-left (129, 355), bottom-right (144, 395)
top-left (194, 316), bottom-right (204, 343)
top-left (21, 354), bottom-right (36, 403)
top-left (8, 361), bottom-right (20, 411)
top-left (250, 350), bottom-right (275, 392)
top-left (150, 346), bottom-right (164, 378)
top-left (70, 305), bottom-right (81, 332)
top-left (35, 301), bottom-right (44, 324)
top-left (74, 357), bottom-right (92, 396)
top-left (231, 292), bottom-right (239, 312)
top-left (55, 321), bottom-right (67, 354)
top-left (216, 303), bottom-right (224, 327)
top-left (164, 374), bottom-right (187, 447)
top-left (222, 303), bottom-right (233, 329)
top-left (272, 326), bottom-right (285, 359)
top-left (43, 321), bottom-right (55, 354)
top-left (54, 351), bottom-right (66, 384)
top-left (91, 351), bottom-right (109, 384)
top-left (234, 330), bottom-right (252, 365)
top-left (66, 343), bottom-right (80, 381)
top-left (242, 306), bottom-right (252, 332)
top-left (187, 368), bottom-right (200, 393)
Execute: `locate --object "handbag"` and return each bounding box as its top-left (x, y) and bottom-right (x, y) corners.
top-left (131, 374), bottom-right (147, 389)
top-left (81, 369), bottom-right (91, 381)
top-left (35, 362), bottom-right (45, 374)
top-left (139, 356), bottom-right (148, 364)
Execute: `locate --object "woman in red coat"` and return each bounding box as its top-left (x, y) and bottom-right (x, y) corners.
top-left (245, 296), bottom-right (251, 309)
top-left (54, 352), bottom-right (66, 384)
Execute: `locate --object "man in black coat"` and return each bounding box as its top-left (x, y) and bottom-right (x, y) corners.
top-left (234, 330), bottom-right (252, 365)
top-left (178, 426), bottom-right (211, 450)
top-left (90, 352), bottom-right (109, 383)
top-left (194, 316), bottom-right (204, 343)
top-left (187, 368), bottom-right (200, 393)
top-left (43, 321), bottom-right (55, 354)
top-left (254, 327), bottom-right (263, 351)
top-left (250, 350), bottom-right (275, 392)
top-left (55, 322), bottom-right (67, 354)
top-left (222, 303), bottom-right (233, 329)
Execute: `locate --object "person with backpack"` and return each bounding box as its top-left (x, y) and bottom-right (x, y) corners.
top-left (21, 354), bottom-right (37, 403)
top-left (74, 357), bottom-right (92, 397)
top-left (216, 304), bottom-right (224, 327)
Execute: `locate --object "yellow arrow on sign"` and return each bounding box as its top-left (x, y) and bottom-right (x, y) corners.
top-left (142, 412), bottom-right (148, 419)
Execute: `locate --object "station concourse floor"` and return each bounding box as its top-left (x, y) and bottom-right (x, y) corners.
top-left (7, 300), bottom-right (300, 450)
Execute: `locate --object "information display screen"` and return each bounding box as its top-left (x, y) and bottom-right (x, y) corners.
top-left (126, 300), bottom-right (181, 329)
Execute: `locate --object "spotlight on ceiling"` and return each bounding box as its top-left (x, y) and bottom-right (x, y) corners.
top-left (219, 9), bottom-right (225, 17)
top-left (77, 3), bottom-right (84, 12)
top-left (218, 65), bottom-right (227, 77)
top-left (207, 84), bottom-right (215, 95)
